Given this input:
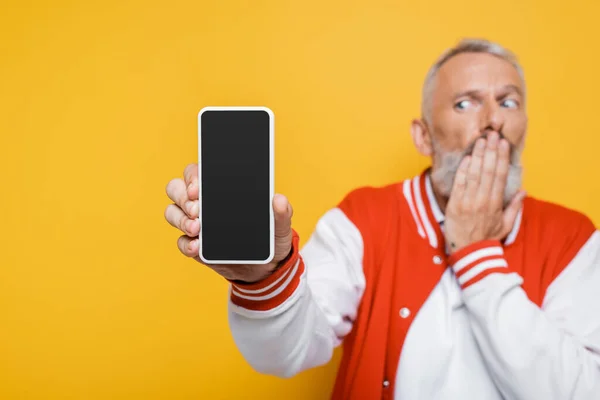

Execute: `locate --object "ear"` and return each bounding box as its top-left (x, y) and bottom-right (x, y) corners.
top-left (410, 119), bottom-right (433, 157)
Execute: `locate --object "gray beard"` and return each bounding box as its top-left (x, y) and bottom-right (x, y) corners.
top-left (430, 138), bottom-right (523, 208)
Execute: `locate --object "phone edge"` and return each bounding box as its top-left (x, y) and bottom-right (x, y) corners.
top-left (197, 106), bottom-right (275, 265)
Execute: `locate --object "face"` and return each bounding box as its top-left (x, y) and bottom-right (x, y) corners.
top-left (423, 52), bottom-right (528, 206)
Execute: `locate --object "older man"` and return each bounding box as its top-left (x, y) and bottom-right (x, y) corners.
top-left (164, 39), bottom-right (600, 399)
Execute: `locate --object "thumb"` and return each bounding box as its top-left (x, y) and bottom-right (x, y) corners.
top-left (273, 193), bottom-right (293, 238)
top-left (502, 190), bottom-right (526, 235)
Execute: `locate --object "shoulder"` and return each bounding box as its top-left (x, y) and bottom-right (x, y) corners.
top-left (334, 180), bottom-right (407, 234)
top-left (523, 196), bottom-right (597, 274)
top-left (528, 198), bottom-right (600, 309)
top-left (524, 196), bottom-right (596, 238)
top-left (337, 182), bottom-right (400, 212)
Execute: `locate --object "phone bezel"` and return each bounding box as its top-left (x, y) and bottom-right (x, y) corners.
top-left (197, 106), bottom-right (275, 265)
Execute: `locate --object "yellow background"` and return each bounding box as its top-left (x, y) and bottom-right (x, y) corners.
top-left (1, 0), bottom-right (599, 399)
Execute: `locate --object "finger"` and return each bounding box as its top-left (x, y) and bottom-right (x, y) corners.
top-left (476, 132), bottom-right (499, 205)
top-left (165, 203), bottom-right (200, 237)
top-left (184, 164), bottom-right (199, 201)
top-left (273, 193), bottom-right (293, 239)
top-left (166, 178), bottom-right (198, 219)
top-left (465, 138), bottom-right (486, 202)
top-left (501, 190), bottom-right (526, 237)
top-left (490, 139), bottom-right (510, 210)
top-left (449, 155), bottom-right (471, 205)
top-left (187, 179), bottom-right (199, 201)
top-left (183, 163), bottom-right (198, 187)
top-left (177, 234), bottom-right (199, 258)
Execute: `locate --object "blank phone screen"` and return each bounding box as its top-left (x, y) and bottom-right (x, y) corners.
top-left (199, 109), bottom-right (272, 263)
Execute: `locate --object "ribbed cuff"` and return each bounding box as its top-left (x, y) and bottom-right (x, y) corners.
top-left (229, 230), bottom-right (304, 311)
top-left (448, 240), bottom-right (512, 290)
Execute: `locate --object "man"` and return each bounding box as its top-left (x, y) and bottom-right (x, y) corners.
top-left (164, 39), bottom-right (600, 399)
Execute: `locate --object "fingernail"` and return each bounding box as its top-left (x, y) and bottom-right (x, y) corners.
top-left (185, 220), bottom-right (193, 232)
top-left (185, 201), bottom-right (194, 214)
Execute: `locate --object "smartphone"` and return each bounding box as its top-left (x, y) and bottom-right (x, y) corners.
top-left (197, 106), bottom-right (274, 265)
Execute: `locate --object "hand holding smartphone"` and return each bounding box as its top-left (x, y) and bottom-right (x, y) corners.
top-left (196, 106), bottom-right (293, 282)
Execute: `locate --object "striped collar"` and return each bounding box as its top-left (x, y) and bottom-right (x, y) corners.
top-left (402, 170), bottom-right (522, 250)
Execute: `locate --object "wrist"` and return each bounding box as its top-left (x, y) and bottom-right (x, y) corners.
top-left (447, 239), bottom-right (503, 264)
top-left (447, 240), bottom-right (509, 290)
top-left (229, 264), bottom-right (278, 284)
top-left (446, 237), bottom-right (477, 255)
top-left (229, 230), bottom-right (299, 285)
top-left (273, 246), bottom-right (294, 270)
top-left (228, 231), bottom-right (304, 311)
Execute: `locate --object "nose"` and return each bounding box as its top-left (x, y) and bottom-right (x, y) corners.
top-left (481, 101), bottom-right (504, 135)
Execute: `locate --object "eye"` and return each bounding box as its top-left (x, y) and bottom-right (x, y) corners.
top-left (455, 100), bottom-right (472, 110)
top-left (501, 99), bottom-right (519, 109)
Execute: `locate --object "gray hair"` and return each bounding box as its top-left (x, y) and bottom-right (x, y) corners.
top-left (421, 38), bottom-right (526, 124)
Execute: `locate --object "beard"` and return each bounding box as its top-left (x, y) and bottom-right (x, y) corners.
top-left (430, 135), bottom-right (523, 208)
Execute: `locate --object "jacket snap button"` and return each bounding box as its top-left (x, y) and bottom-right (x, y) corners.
top-left (433, 255), bottom-right (443, 265)
top-left (399, 307), bottom-right (411, 318)
top-left (383, 380), bottom-right (390, 388)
